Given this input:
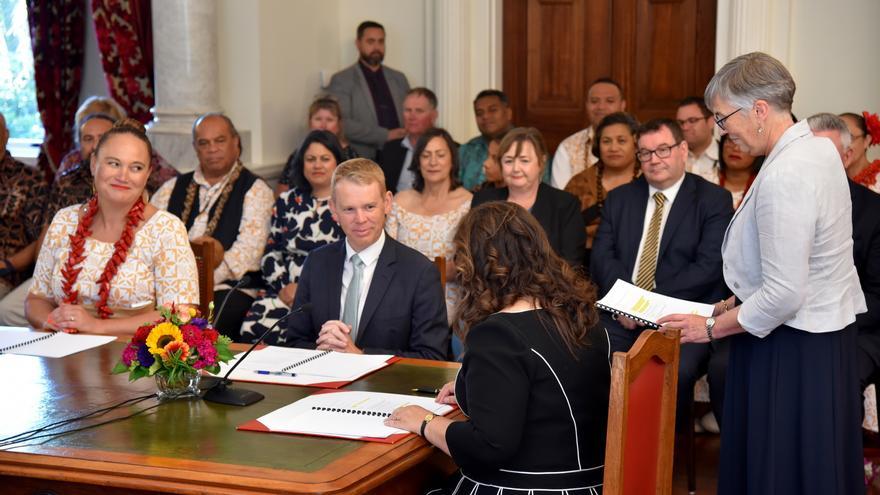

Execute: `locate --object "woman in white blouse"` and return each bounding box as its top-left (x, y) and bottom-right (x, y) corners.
top-left (659, 52), bottom-right (865, 494)
top-left (26, 120), bottom-right (198, 337)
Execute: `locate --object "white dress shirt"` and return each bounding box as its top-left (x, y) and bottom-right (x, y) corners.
top-left (339, 231), bottom-right (386, 325)
top-left (396, 137), bottom-right (416, 193)
top-left (722, 120), bottom-right (866, 337)
top-left (688, 139), bottom-right (720, 180)
top-left (630, 173), bottom-right (686, 283)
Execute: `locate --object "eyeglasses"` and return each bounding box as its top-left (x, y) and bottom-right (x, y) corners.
top-left (677, 116), bottom-right (708, 127)
top-left (636, 141), bottom-right (683, 162)
top-left (714, 108), bottom-right (742, 131)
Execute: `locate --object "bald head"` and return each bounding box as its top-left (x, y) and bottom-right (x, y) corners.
top-left (0, 112), bottom-right (8, 151)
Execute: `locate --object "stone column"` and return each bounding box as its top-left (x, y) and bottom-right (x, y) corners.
top-left (715, 0), bottom-right (792, 69)
top-left (147, 0), bottom-right (221, 173)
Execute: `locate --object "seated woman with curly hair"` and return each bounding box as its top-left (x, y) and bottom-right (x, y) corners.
top-left (386, 201), bottom-right (611, 494)
top-left (26, 119), bottom-right (198, 336)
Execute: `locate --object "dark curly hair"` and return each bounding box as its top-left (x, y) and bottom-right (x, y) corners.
top-left (410, 127), bottom-right (462, 192)
top-left (453, 202), bottom-right (599, 354)
top-left (290, 130), bottom-right (345, 193)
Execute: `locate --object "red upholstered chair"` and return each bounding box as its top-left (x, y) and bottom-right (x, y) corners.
top-left (434, 256), bottom-right (447, 292)
top-left (603, 328), bottom-right (681, 495)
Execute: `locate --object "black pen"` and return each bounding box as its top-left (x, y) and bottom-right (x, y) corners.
top-left (411, 387), bottom-right (440, 395)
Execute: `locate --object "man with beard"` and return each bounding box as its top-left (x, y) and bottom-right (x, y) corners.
top-left (0, 113), bottom-right (116, 325)
top-left (327, 20), bottom-right (410, 160)
top-left (458, 89), bottom-right (514, 191)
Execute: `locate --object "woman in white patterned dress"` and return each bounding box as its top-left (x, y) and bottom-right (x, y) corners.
top-left (26, 119), bottom-right (198, 337)
top-left (385, 127), bottom-right (472, 326)
top-left (240, 130), bottom-right (344, 343)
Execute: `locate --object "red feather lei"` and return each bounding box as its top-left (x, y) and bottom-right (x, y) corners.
top-left (61, 196), bottom-right (146, 319)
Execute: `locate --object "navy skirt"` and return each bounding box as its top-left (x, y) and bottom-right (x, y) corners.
top-left (718, 324), bottom-right (863, 494)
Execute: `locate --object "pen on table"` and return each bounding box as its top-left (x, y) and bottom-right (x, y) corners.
top-left (255, 370), bottom-right (297, 377)
top-left (411, 387), bottom-right (440, 395)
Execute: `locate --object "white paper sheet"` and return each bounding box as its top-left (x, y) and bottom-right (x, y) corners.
top-left (0, 327), bottom-right (116, 358)
top-left (596, 279), bottom-right (715, 326)
top-left (256, 390), bottom-right (453, 439)
top-left (217, 346), bottom-right (395, 386)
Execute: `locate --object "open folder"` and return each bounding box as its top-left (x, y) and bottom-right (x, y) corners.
top-left (216, 346), bottom-right (399, 388)
top-left (596, 279), bottom-right (715, 328)
top-left (0, 327), bottom-right (116, 358)
top-left (238, 390), bottom-right (455, 443)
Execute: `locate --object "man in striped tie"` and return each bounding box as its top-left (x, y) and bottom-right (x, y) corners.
top-left (591, 118), bottom-right (733, 433)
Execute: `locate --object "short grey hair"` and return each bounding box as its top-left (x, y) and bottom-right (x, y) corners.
top-left (191, 112), bottom-right (240, 142)
top-left (807, 112), bottom-right (852, 150)
top-left (704, 52), bottom-right (796, 113)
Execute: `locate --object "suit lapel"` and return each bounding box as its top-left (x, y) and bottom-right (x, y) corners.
top-left (623, 178), bottom-right (649, 272)
top-left (355, 238), bottom-right (397, 345)
top-left (326, 241), bottom-right (346, 323)
top-left (353, 64), bottom-right (378, 123)
top-left (658, 174), bottom-right (695, 258)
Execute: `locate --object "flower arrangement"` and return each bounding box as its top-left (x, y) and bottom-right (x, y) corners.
top-left (864, 111), bottom-right (880, 147)
top-left (112, 303), bottom-right (233, 391)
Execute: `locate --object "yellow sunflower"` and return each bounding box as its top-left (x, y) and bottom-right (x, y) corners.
top-left (146, 322), bottom-right (183, 355)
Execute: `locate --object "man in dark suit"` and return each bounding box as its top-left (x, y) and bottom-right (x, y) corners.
top-left (809, 113), bottom-right (880, 390)
top-left (591, 118), bottom-right (733, 431)
top-left (281, 158), bottom-right (449, 360)
top-left (327, 21), bottom-right (410, 159)
top-left (377, 87), bottom-right (438, 194)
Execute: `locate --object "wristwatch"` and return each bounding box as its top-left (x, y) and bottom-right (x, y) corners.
top-left (705, 317), bottom-right (716, 342)
top-left (419, 413), bottom-right (435, 437)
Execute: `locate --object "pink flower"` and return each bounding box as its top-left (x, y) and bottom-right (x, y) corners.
top-left (122, 343), bottom-right (139, 367)
top-left (196, 340), bottom-right (218, 367)
top-left (180, 324), bottom-right (202, 346)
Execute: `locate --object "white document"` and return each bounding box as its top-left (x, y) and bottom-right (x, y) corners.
top-left (596, 279), bottom-right (715, 328)
top-left (217, 346), bottom-right (395, 387)
top-left (0, 327), bottom-right (116, 358)
top-left (257, 390), bottom-right (454, 439)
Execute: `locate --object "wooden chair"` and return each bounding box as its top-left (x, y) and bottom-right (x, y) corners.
top-left (604, 328), bottom-right (681, 495)
top-left (190, 241), bottom-right (216, 316)
top-left (433, 256), bottom-right (447, 293)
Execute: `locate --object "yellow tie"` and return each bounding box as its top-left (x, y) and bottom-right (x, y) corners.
top-left (634, 192), bottom-right (667, 291)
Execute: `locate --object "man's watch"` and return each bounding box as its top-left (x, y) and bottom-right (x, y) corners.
top-left (419, 413), bottom-right (435, 437)
top-left (705, 317), bottom-right (716, 342)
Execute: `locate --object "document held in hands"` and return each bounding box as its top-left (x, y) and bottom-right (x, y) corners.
top-left (216, 346), bottom-right (399, 388)
top-left (596, 280), bottom-right (715, 328)
top-left (0, 327), bottom-right (116, 358)
top-left (238, 390), bottom-right (454, 443)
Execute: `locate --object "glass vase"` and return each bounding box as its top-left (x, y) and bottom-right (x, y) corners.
top-left (155, 370), bottom-right (201, 400)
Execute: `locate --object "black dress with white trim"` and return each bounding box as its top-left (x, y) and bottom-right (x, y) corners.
top-left (438, 309), bottom-right (611, 495)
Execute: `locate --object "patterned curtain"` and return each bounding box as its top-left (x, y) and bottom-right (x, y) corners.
top-left (26, 0), bottom-right (85, 178)
top-left (91, 0), bottom-right (154, 124)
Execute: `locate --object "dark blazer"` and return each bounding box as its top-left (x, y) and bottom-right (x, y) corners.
top-left (281, 236), bottom-right (449, 360)
top-left (471, 183), bottom-right (586, 267)
top-left (591, 173), bottom-right (733, 303)
top-left (850, 180), bottom-right (880, 331)
top-left (378, 138), bottom-right (408, 194)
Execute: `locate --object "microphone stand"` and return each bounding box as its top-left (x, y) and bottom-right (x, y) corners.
top-left (202, 303), bottom-right (312, 406)
top-left (212, 275), bottom-right (251, 327)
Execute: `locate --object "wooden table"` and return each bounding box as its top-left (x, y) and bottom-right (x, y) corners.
top-left (0, 342), bottom-right (461, 494)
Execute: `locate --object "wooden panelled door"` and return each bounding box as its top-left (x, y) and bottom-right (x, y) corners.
top-left (503, 0), bottom-right (717, 152)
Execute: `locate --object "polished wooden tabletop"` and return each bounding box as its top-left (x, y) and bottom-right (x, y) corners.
top-left (0, 341), bottom-right (461, 494)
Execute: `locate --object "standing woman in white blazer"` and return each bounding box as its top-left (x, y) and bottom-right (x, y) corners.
top-left (659, 52), bottom-right (866, 494)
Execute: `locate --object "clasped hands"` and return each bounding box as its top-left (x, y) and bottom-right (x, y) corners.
top-left (316, 320), bottom-right (362, 354)
top-left (385, 381), bottom-right (457, 433)
top-left (45, 303), bottom-right (102, 333)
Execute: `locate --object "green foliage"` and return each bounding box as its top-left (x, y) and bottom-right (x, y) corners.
top-left (0, 0), bottom-right (44, 140)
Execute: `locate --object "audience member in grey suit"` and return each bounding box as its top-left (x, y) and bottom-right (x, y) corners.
top-left (327, 20), bottom-right (410, 160)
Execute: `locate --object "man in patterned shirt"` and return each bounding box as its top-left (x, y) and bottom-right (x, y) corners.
top-left (0, 113), bottom-right (116, 325)
top-left (458, 89), bottom-right (514, 191)
top-left (151, 113), bottom-right (274, 341)
top-left (551, 78), bottom-right (627, 189)
top-left (0, 112), bottom-right (48, 300)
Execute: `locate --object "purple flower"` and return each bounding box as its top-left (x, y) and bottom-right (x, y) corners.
top-left (137, 344), bottom-right (155, 367)
top-left (190, 318), bottom-right (209, 329)
top-left (122, 343), bottom-right (138, 367)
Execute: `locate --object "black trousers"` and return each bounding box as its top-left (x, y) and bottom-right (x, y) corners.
top-left (213, 289), bottom-right (254, 343)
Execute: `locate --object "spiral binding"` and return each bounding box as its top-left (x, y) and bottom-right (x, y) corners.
top-left (0, 332), bottom-right (58, 354)
top-left (311, 406), bottom-right (390, 417)
top-left (596, 303), bottom-right (660, 329)
top-left (281, 349), bottom-right (332, 372)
